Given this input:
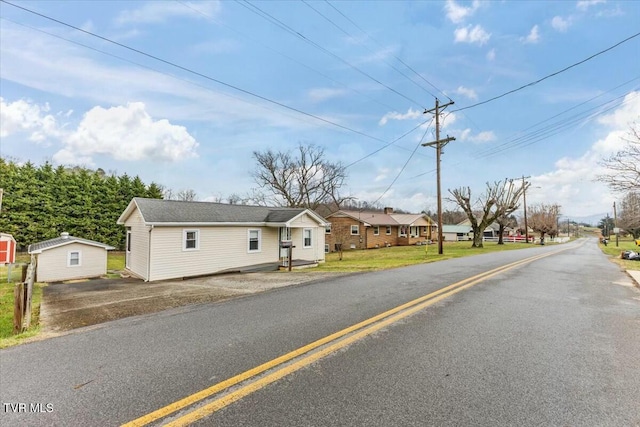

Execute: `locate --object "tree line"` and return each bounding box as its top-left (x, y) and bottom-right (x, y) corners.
top-left (596, 123), bottom-right (640, 238)
top-left (0, 158), bottom-right (163, 250)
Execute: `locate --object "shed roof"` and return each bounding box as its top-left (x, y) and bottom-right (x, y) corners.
top-left (117, 198), bottom-right (326, 226)
top-left (28, 234), bottom-right (115, 254)
top-left (442, 225), bottom-right (473, 234)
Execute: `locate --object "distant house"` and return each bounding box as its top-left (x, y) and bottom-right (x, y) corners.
top-left (441, 225), bottom-right (473, 242)
top-left (117, 198), bottom-right (327, 282)
top-left (28, 232), bottom-right (114, 282)
top-left (324, 207), bottom-right (436, 251)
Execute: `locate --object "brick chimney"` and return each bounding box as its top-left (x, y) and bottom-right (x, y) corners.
top-left (383, 207), bottom-right (394, 215)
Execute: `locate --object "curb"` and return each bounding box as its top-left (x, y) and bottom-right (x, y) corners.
top-left (627, 270), bottom-right (640, 288)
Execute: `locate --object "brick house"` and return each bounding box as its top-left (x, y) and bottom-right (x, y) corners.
top-left (324, 207), bottom-right (436, 252)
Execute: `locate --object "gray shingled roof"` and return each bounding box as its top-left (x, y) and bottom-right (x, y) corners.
top-left (132, 198), bottom-right (311, 224)
top-left (29, 234), bottom-right (115, 254)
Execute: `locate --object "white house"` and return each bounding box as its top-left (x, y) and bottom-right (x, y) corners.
top-left (28, 233), bottom-right (114, 282)
top-left (117, 198), bottom-right (328, 282)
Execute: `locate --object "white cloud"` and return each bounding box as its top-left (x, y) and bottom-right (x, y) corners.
top-left (115, 1), bottom-right (221, 26)
top-left (444, 0), bottom-right (481, 24)
top-left (53, 102), bottom-right (199, 165)
top-left (597, 91), bottom-right (640, 129)
top-left (522, 25), bottom-right (541, 44)
top-left (458, 128), bottom-right (496, 143)
top-left (454, 25), bottom-right (491, 46)
top-left (379, 108), bottom-right (423, 126)
top-left (531, 91), bottom-right (639, 216)
top-left (486, 48), bottom-right (496, 61)
top-left (576, 0), bottom-right (606, 11)
top-left (0, 98), bottom-right (62, 143)
top-left (455, 86), bottom-right (478, 100)
top-left (308, 88), bottom-right (348, 103)
top-left (551, 16), bottom-right (572, 32)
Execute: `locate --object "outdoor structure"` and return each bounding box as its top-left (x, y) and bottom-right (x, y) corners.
top-left (324, 207), bottom-right (436, 251)
top-left (28, 232), bottom-right (114, 282)
top-left (0, 233), bottom-right (16, 264)
top-left (117, 198), bottom-right (327, 282)
top-left (441, 225), bottom-right (473, 242)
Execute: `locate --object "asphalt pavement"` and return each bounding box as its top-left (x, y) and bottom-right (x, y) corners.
top-left (1, 238), bottom-right (639, 426)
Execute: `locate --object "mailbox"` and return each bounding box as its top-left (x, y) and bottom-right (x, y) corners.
top-left (280, 240), bottom-right (293, 248)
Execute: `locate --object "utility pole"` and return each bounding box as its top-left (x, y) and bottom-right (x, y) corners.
top-left (423, 98), bottom-right (455, 255)
top-left (613, 201), bottom-right (619, 247)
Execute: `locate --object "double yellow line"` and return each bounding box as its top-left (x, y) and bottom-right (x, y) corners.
top-left (123, 248), bottom-right (568, 427)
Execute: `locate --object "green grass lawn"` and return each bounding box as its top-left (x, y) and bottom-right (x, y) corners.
top-left (599, 238), bottom-right (640, 271)
top-left (0, 251), bottom-right (125, 347)
top-left (317, 241), bottom-right (538, 272)
top-left (0, 281), bottom-right (44, 348)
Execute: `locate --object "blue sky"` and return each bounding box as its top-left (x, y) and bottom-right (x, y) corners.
top-left (1, 0), bottom-right (638, 222)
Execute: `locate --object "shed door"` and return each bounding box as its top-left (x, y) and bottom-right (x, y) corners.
top-left (125, 230), bottom-right (132, 269)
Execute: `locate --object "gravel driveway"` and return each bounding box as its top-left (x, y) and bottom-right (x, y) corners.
top-left (40, 271), bottom-right (349, 333)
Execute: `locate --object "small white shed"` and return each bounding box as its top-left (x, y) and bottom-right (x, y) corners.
top-left (28, 232), bottom-right (114, 282)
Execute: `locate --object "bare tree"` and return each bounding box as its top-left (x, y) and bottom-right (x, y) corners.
top-left (176, 189), bottom-right (197, 202)
top-left (528, 203), bottom-right (560, 242)
top-left (596, 123), bottom-right (640, 193)
top-left (449, 180), bottom-right (526, 248)
top-left (495, 214), bottom-right (518, 245)
top-left (252, 143), bottom-right (352, 209)
top-left (619, 191), bottom-right (640, 238)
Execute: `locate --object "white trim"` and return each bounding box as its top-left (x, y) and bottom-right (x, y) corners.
top-left (325, 223), bottom-right (331, 234)
top-left (67, 250), bottom-right (81, 267)
top-left (29, 239), bottom-right (114, 254)
top-left (248, 229), bottom-right (261, 253)
top-left (183, 229), bottom-right (200, 251)
top-left (373, 226), bottom-right (380, 236)
top-left (386, 226), bottom-right (392, 235)
top-left (303, 228), bottom-right (313, 248)
top-left (350, 225), bottom-right (359, 235)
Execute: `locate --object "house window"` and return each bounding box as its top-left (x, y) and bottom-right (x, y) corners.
top-left (325, 244), bottom-right (330, 253)
top-left (351, 225), bottom-right (359, 235)
top-left (373, 226), bottom-right (380, 235)
top-left (399, 226), bottom-right (407, 237)
top-left (183, 229), bottom-right (199, 251)
top-left (248, 229), bottom-right (261, 252)
top-left (325, 223), bottom-right (331, 234)
top-left (68, 251), bottom-right (81, 267)
top-left (386, 226), bottom-right (391, 235)
top-left (303, 228), bottom-right (312, 248)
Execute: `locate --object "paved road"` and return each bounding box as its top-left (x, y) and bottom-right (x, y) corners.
top-left (1, 238), bottom-right (639, 426)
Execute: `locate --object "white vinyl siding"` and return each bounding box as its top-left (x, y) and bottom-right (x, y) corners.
top-left (124, 209), bottom-right (151, 280)
top-left (36, 243), bottom-right (108, 282)
top-left (148, 226), bottom-right (281, 282)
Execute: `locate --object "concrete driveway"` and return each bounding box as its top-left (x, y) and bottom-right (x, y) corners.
top-left (40, 271), bottom-right (348, 333)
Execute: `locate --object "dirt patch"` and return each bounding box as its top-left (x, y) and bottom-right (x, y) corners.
top-left (40, 271), bottom-right (348, 333)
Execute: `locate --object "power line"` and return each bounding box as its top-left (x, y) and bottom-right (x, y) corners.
top-left (472, 76), bottom-right (640, 159)
top-left (237, 0), bottom-right (427, 108)
top-left (2, 8), bottom-right (434, 171)
top-left (369, 122), bottom-right (433, 207)
top-left (453, 31), bottom-right (640, 113)
top-left (174, 0), bottom-right (400, 112)
top-left (304, 0), bottom-right (439, 100)
top-left (0, 0), bottom-right (393, 145)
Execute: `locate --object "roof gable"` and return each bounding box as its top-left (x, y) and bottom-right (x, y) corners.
top-left (28, 235), bottom-right (115, 254)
